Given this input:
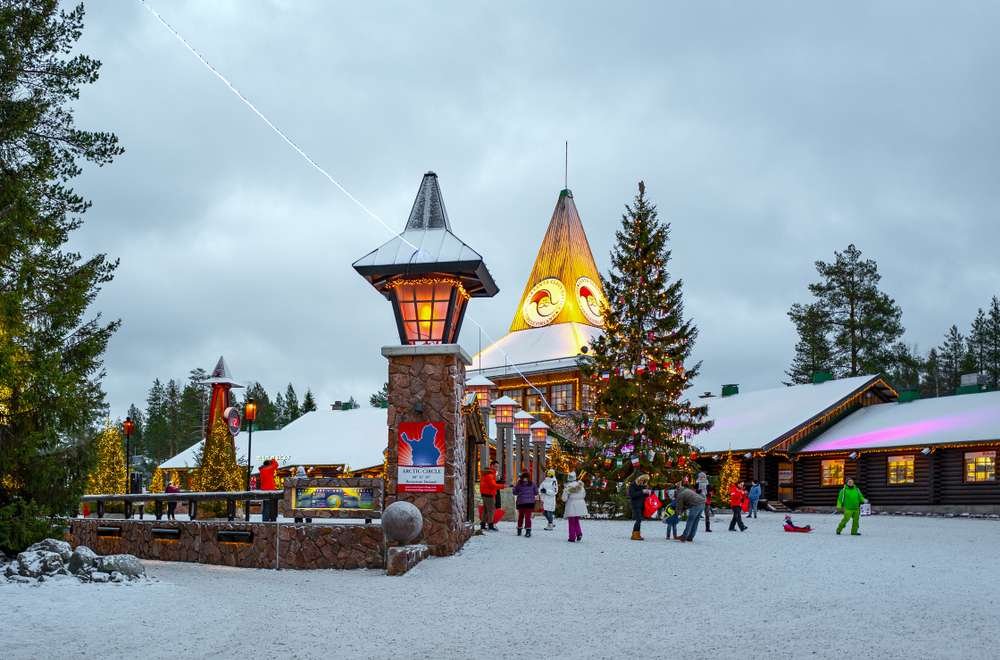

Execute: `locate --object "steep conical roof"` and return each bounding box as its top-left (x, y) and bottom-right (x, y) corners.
top-left (405, 171), bottom-right (451, 230)
top-left (509, 189), bottom-right (606, 332)
top-left (199, 356), bottom-right (244, 387)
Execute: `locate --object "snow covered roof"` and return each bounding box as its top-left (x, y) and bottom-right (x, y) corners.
top-left (799, 390), bottom-right (1000, 453)
top-left (694, 375), bottom-right (884, 453)
top-left (199, 355), bottom-right (244, 387)
top-left (469, 322), bottom-right (602, 378)
top-left (158, 408), bottom-right (388, 471)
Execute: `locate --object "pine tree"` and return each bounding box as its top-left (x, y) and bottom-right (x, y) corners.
top-left (300, 388), bottom-right (317, 414)
top-left (968, 308), bottom-right (989, 375)
top-left (144, 379), bottom-right (168, 461)
top-left (986, 296), bottom-right (1000, 388)
top-left (284, 384), bottom-right (300, 424)
top-left (579, 182), bottom-right (712, 486)
top-left (243, 382), bottom-right (276, 430)
top-left (196, 416), bottom-right (243, 494)
top-left (0, 2), bottom-right (122, 548)
top-left (785, 302), bottom-right (833, 384)
top-left (938, 325), bottom-right (966, 392)
top-left (126, 403), bottom-right (145, 457)
top-left (369, 383), bottom-right (389, 408)
top-left (274, 392), bottom-right (287, 428)
top-left (793, 244), bottom-right (904, 377)
top-left (885, 342), bottom-right (922, 391)
top-left (178, 380), bottom-right (206, 452)
top-left (920, 348), bottom-right (943, 398)
top-left (164, 379), bottom-right (182, 458)
top-left (86, 424), bottom-right (126, 495)
top-left (149, 468), bottom-right (165, 493)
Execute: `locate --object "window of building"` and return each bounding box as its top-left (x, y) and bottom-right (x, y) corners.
top-left (550, 383), bottom-right (575, 412)
top-left (821, 459), bottom-right (845, 487)
top-left (581, 383), bottom-right (595, 411)
top-left (887, 455), bottom-right (915, 485)
top-left (964, 451), bottom-right (996, 483)
top-left (501, 388), bottom-right (524, 409)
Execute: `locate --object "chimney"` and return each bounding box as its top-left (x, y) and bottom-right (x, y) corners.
top-left (699, 391), bottom-right (715, 399)
top-left (721, 384), bottom-right (739, 397)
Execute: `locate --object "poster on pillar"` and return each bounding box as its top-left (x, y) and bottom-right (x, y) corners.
top-left (397, 421), bottom-right (446, 493)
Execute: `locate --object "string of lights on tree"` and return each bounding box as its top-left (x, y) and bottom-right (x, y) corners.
top-left (86, 423), bottom-right (127, 495)
top-left (577, 182), bottom-right (712, 488)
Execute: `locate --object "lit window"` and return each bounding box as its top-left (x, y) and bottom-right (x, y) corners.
top-left (396, 281), bottom-right (456, 344)
top-left (964, 451), bottom-right (996, 483)
top-left (551, 383), bottom-right (575, 412)
top-left (501, 388), bottom-right (524, 409)
top-left (821, 459), bottom-right (845, 487)
top-left (581, 383), bottom-right (595, 411)
top-left (887, 455), bottom-right (915, 485)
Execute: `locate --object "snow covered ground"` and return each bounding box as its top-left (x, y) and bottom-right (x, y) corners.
top-left (5, 511), bottom-right (999, 659)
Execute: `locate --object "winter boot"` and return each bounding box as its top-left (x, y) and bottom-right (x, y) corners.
top-left (517, 527), bottom-right (522, 536)
top-left (525, 528), bottom-right (531, 538)
top-left (480, 521), bottom-right (486, 531)
top-left (488, 524), bottom-right (498, 531)
top-left (630, 530), bottom-right (644, 541)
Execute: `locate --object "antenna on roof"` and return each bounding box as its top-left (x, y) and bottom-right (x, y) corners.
top-left (564, 140), bottom-right (568, 190)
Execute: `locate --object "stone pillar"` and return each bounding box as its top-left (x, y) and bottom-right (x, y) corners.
top-left (382, 345), bottom-right (473, 557)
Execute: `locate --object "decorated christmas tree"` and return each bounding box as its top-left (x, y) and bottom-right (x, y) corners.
top-left (718, 450), bottom-right (741, 499)
top-left (579, 182), bottom-right (712, 487)
top-left (86, 424), bottom-right (127, 495)
top-left (149, 467), bottom-right (165, 493)
top-left (196, 416), bottom-right (243, 493)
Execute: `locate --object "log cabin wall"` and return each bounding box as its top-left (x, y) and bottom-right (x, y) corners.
top-left (856, 451), bottom-right (934, 506)
top-left (794, 454), bottom-right (859, 508)
top-left (937, 446), bottom-right (1000, 505)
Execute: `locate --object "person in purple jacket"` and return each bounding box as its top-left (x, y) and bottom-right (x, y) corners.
top-left (512, 471), bottom-right (539, 537)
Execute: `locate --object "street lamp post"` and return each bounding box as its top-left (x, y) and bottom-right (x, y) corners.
top-left (244, 399), bottom-right (258, 521)
top-left (123, 417), bottom-right (135, 494)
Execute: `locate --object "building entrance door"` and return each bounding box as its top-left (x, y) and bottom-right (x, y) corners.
top-left (778, 461), bottom-right (794, 502)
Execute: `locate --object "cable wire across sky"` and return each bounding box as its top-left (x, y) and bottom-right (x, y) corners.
top-left (136, 0), bottom-right (571, 417)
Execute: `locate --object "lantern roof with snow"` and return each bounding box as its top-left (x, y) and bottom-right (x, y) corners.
top-left (198, 356), bottom-right (245, 388)
top-left (352, 171), bottom-right (498, 298)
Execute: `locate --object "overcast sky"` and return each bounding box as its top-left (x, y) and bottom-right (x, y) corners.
top-left (68, 1), bottom-right (1000, 416)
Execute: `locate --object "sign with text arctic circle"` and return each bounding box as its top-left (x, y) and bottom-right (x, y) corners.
top-left (397, 421), bottom-right (446, 493)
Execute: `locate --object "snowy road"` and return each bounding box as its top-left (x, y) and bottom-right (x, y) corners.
top-left (5, 511), bottom-right (999, 659)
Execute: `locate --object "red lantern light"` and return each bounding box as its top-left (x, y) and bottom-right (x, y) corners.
top-left (122, 417), bottom-right (135, 437)
top-left (514, 410), bottom-right (534, 435)
top-left (386, 277), bottom-right (470, 345)
top-left (465, 375), bottom-right (495, 410)
top-left (530, 420), bottom-right (550, 445)
top-left (490, 396), bottom-right (517, 425)
top-left (244, 399), bottom-right (258, 423)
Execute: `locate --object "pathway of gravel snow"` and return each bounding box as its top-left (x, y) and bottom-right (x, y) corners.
top-left (5, 511), bottom-right (999, 659)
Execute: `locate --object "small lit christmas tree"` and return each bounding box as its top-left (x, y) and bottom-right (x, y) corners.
top-left (86, 424), bottom-right (126, 495)
top-left (718, 451), bottom-right (741, 499)
top-left (197, 416), bottom-right (243, 493)
top-left (149, 468), bottom-right (165, 493)
top-left (579, 182), bottom-right (712, 486)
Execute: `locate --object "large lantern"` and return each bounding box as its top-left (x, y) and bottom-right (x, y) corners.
top-left (465, 374), bottom-right (495, 410)
top-left (490, 396), bottom-right (518, 425)
top-left (513, 409), bottom-right (534, 437)
top-left (530, 420), bottom-right (550, 446)
top-left (353, 172), bottom-right (498, 345)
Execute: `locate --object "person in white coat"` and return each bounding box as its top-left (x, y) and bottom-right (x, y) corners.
top-left (539, 469), bottom-right (559, 530)
top-left (561, 471), bottom-right (588, 542)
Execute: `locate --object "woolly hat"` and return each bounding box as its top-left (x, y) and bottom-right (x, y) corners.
top-left (567, 471), bottom-right (577, 481)
top-left (547, 469), bottom-right (556, 477)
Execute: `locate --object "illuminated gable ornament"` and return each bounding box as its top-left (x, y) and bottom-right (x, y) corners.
top-left (522, 278), bottom-right (566, 328)
top-left (575, 276), bottom-right (605, 326)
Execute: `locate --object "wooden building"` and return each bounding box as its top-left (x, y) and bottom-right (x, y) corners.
top-left (794, 389), bottom-right (1000, 512)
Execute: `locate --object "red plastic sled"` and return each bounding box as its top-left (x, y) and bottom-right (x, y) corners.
top-left (477, 505), bottom-right (506, 525)
top-left (783, 524), bottom-right (812, 533)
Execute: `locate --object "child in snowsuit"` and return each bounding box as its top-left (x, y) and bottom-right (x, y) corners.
top-left (661, 490), bottom-right (680, 539)
top-left (562, 472), bottom-right (588, 542)
top-left (783, 514), bottom-right (812, 532)
top-left (512, 471), bottom-right (538, 537)
top-left (539, 469), bottom-right (559, 530)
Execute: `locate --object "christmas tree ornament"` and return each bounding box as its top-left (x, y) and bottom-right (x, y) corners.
top-left (630, 456), bottom-right (640, 467)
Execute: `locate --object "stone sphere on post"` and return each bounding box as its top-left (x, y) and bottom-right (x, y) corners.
top-left (382, 501), bottom-right (424, 544)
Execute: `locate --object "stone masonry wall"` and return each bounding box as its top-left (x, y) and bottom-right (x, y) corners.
top-left (383, 350), bottom-right (472, 556)
top-left (67, 519), bottom-right (384, 570)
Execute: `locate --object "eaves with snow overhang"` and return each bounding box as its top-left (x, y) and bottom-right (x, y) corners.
top-left (694, 375), bottom-right (898, 456)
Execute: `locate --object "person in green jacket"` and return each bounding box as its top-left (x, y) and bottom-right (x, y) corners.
top-left (836, 478), bottom-right (866, 536)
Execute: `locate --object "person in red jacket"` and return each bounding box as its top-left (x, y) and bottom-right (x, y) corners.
top-left (479, 460), bottom-right (503, 531)
top-left (729, 481), bottom-right (748, 531)
top-left (259, 459), bottom-right (279, 521)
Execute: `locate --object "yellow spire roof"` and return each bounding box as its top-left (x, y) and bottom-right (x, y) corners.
top-left (509, 189), bottom-right (606, 332)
